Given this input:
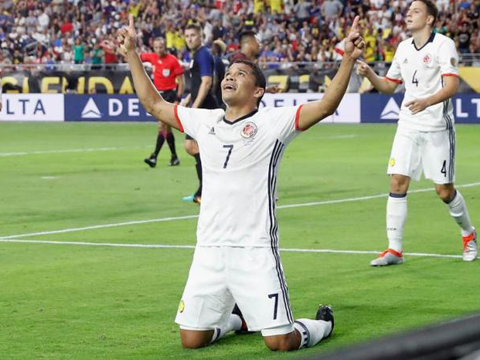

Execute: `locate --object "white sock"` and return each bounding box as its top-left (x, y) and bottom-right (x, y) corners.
top-left (446, 191), bottom-right (474, 237)
top-left (294, 319), bottom-right (332, 349)
top-left (210, 314), bottom-right (242, 344)
top-left (386, 193), bottom-right (407, 252)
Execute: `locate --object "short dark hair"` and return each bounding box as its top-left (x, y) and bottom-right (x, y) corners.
top-left (415, 0), bottom-right (438, 24)
top-left (185, 23), bottom-right (202, 33)
top-left (230, 60), bottom-right (266, 106)
top-left (239, 30), bottom-right (257, 44)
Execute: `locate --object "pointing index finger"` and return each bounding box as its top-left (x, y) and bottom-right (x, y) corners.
top-left (351, 16), bottom-right (359, 33)
top-left (129, 14), bottom-right (134, 30)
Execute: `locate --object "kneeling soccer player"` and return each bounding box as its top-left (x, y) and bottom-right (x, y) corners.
top-left (118, 14), bottom-right (365, 351)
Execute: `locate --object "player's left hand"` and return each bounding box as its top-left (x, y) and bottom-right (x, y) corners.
top-left (405, 98), bottom-right (430, 114)
top-left (117, 14), bottom-right (137, 56)
top-left (344, 16), bottom-right (365, 60)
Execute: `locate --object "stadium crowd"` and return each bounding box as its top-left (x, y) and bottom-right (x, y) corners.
top-left (0, 0), bottom-right (479, 67)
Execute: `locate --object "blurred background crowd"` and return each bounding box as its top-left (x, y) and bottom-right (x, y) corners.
top-left (0, 0), bottom-right (479, 67)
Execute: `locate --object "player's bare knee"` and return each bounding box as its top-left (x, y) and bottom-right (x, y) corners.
top-left (435, 184), bottom-right (455, 202)
top-left (390, 175), bottom-right (409, 193)
top-left (184, 140), bottom-right (198, 156)
top-left (179, 329), bottom-right (212, 349)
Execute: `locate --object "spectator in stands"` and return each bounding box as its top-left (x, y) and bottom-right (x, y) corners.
top-left (0, 0), bottom-right (479, 71)
top-left (73, 38), bottom-right (85, 64)
top-left (90, 42), bottom-right (104, 69)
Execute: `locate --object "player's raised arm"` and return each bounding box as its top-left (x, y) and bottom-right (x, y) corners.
top-left (296, 16), bottom-right (365, 131)
top-left (118, 15), bottom-right (178, 129)
top-left (356, 60), bottom-right (399, 95)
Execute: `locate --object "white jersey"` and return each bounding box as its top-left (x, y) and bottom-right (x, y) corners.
top-left (385, 32), bottom-right (459, 132)
top-left (175, 104), bottom-right (302, 247)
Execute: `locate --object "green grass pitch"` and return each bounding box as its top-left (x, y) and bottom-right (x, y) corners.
top-left (1, 121), bottom-right (479, 359)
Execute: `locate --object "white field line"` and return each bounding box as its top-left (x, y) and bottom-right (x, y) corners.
top-left (0, 135), bottom-right (357, 158)
top-left (0, 238), bottom-right (467, 259)
top-left (1, 181), bottom-right (479, 241)
top-left (0, 215), bottom-right (200, 240)
top-left (0, 146), bottom-right (148, 157)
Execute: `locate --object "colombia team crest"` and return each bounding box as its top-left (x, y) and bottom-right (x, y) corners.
top-left (241, 122), bottom-right (258, 138)
top-left (423, 53), bottom-right (432, 65)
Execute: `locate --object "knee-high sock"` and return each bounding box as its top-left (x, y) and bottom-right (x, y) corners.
top-left (387, 193), bottom-right (407, 252)
top-left (445, 190), bottom-right (474, 236)
top-left (294, 319), bottom-right (332, 349)
top-left (166, 132), bottom-right (177, 157)
top-left (210, 314), bottom-right (242, 344)
top-left (194, 153), bottom-right (202, 198)
top-left (153, 132), bottom-right (165, 157)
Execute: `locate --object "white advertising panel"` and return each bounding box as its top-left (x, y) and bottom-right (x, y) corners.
top-left (260, 93), bottom-right (361, 123)
top-left (0, 94), bottom-right (64, 121)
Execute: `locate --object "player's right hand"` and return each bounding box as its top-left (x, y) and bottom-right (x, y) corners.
top-left (117, 14), bottom-right (137, 56)
top-left (356, 60), bottom-right (370, 77)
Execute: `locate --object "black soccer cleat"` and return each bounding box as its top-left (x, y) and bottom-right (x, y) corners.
top-left (144, 155), bottom-right (157, 168)
top-left (315, 305), bottom-right (334, 338)
top-left (232, 304), bottom-right (254, 334)
top-left (169, 156), bottom-right (180, 166)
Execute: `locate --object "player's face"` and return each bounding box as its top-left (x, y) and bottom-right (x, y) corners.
top-left (406, 1), bottom-right (433, 31)
top-left (153, 39), bottom-right (166, 56)
top-left (221, 63), bottom-right (264, 106)
top-left (185, 29), bottom-right (202, 51)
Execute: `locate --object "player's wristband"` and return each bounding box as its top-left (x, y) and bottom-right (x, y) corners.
top-left (176, 95), bottom-right (182, 103)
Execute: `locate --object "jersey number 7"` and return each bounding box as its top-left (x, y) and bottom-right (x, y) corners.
top-left (223, 145), bottom-right (234, 169)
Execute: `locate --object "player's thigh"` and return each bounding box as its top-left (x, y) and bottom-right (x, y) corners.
top-left (227, 247), bottom-right (294, 332)
top-left (387, 127), bottom-right (422, 181)
top-left (422, 129), bottom-right (455, 184)
top-left (175, 247), bottom-right (234, 329)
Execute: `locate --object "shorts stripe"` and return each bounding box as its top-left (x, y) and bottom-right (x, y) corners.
top-left (267, 140), bottom-right (293, 324)
top-left (448, 127), bottom-right (455, 182)
top-left (443, 99), bottom-right (455, 182)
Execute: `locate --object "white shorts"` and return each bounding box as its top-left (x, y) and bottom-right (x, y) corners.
top-left (387, 126), bottom-right (456, 184)
top-left (175, 246), bottom-right (295, 336)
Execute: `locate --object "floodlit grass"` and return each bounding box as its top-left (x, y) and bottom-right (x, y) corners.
top-left (1, 122), bottom-right (479, 359)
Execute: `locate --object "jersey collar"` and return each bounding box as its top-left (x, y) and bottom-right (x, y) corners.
top-left (223, 109), bottom-right (258, 125)
top-left (411, 32), bottom-right (435, 51)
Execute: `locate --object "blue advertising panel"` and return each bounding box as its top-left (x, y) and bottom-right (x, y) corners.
top-left (64, 94), bottom-right (154, 122)
top-left (361, 93), bottom-right (480, 124)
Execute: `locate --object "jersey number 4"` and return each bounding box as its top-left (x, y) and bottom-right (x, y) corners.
top-left (412, 70), bottom-right (419, 87)
top-left (223, 145), bottom-right (234, 169)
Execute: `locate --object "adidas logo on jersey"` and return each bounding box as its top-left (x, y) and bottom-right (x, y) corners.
top-left (209, 127), bottom-right (216, 135)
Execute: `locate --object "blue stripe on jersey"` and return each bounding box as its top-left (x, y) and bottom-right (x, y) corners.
top-left (267, 140), bottom-right (293, 324)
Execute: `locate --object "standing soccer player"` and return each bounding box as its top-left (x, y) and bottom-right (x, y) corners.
top-left (182, 24), bottom-right (218, 204)
top-left (142, 37), bottom-right (184, 168)
top-left (357, 0), bottom-right (477, 265)
top-left (118, 15), bottom-right (365, 351)
top-left (229, 31), bottom-right (279, 94)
